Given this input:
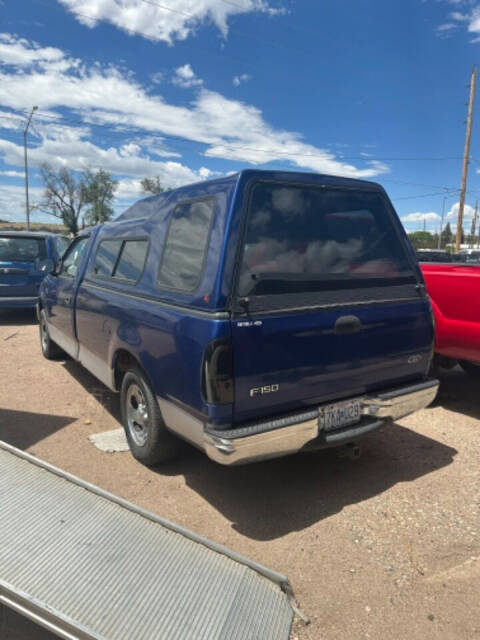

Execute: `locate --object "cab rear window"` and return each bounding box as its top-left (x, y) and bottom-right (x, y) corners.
top-left (92, 239), bottom-right (149, 284)
top-left (238, 183), bottom-right (413, 298)
top-left (0, 236), bottom-right (47, 262)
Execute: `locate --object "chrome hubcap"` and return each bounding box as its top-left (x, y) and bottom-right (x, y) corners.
top-left (126, 384), bottom-right (149, 447)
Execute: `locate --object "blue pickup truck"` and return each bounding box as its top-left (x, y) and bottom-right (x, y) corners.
top-left (38, 170), bottom-right (438, 466)
top-left (0, 231), bottom-right (69, 310)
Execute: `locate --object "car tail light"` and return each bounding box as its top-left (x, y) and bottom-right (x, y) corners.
top-left (202, 339), bottom-right (234, 404)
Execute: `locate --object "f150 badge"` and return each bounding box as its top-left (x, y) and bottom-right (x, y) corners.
top-left (250, 384), bottom-right (279, 397)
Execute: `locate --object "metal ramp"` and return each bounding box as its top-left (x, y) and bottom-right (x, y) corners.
top-left (0, 441), bottom-right (302, 640)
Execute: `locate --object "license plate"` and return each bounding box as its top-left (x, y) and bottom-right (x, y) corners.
top-left (319, 399), bottom-right (361, 432)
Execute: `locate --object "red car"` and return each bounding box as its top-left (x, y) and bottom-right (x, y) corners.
top-left (421, 261), bottom-right (480, 375)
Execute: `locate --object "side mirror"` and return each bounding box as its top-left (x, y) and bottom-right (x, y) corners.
top-left (51, 260), bottom-right (62, 276)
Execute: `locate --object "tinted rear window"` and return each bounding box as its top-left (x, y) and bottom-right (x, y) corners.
top-left (158, 198), bottom-right (215, 292)
top-left (0, 236), bottom-right (47, 261)
top-left (238, 183), bottom-right (413, 297)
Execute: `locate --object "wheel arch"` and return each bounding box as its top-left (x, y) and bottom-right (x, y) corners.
top-left (111, 348), bottom-right (155, 393)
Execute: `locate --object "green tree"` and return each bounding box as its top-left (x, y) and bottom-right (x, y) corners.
top-left (83, 170), bottom-right (118, 226)
top-left (441, 222), bottom-right (453, 247)
top-left (141, 175), bottom-right (164, 195)
top-left (408, 231), bottom-right (435, 249)
top-left (40, 163), bottom-right (87, 236)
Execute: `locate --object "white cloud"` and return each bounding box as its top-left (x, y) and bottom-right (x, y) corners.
top-left (0, 170), bottom-right (24, 178)
top-left (0, 184), bottom-right (47, 222)
top-left (436, 22), bottom-right (457, 34)
top-left (0, 33), bottom-right (64, 67)
top-left (56, 0), bottom-right (284, 44)
top-left (401, 212), bottom-right (441, 223)
top-left (0, 33), bottom-right (389, 180)
top-left (442, 5), bottom-right (480, 38)
top-left (446, 201), bottom-right (476, 219)
top-left (0, 134), bottom-right (209, 187)
top-left (233, 73), bottom-right (250, 87)
top-left (172, 64), bottom-right (203, 88)
top-left (150, 71), bottom-right (164, 85)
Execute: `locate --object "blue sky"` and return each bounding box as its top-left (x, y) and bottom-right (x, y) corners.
top-left (1, 0), bottom-right (480, 233)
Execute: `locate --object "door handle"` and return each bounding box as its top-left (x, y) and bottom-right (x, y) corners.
top-left (334, 315), bottom-right (362, 335)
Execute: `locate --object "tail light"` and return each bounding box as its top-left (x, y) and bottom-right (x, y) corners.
top-left (202, 339), bottom-right (234, 404)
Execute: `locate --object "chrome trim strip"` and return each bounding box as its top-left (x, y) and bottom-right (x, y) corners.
top-left (77, 344), bottom-right (115, 391)
top-left (158, 397), bottom-right (204, 448)
top-left (48, 324), bottom-right (78, 359)
top-left (81, 281), bottom-right (229, 320)
top-left (203, 379), bottom-right (439, 465)
top-left (0, 296), bottom-right (37, 302)
top-left (0, 585), bottom-right (95, 640)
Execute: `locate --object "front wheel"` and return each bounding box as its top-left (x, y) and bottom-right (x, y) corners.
top-left (459, 360), bottom-right (480, 378)
top-left (39, 309), bottom-right (63, 359)
top-left (120, 367), bottom-right (181, 466)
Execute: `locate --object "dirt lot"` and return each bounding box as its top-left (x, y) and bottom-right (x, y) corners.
top-left (1, 309), bottom-right (479, 640)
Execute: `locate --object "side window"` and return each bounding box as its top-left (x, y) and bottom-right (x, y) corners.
top-left (158, 198), bottom-right (215, 292)
top-left (59, 237), bottom-right (90, 278)
top-left (113, 240), bottom-right (149, 282)
top-left (92, 240), bottom-right (123, 278)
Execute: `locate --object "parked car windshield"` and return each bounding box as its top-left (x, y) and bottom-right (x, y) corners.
top-left (238, 182), bottom-right (414, 297)
top-left (0, 236), bottom-right (47, 262)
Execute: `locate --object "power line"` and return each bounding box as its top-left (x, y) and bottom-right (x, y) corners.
top-left (393, 191), bottom-right (453, 201)
top-left (3, 108), bottom-right (468, 163)
top-left (2, 112), bottom-right (480, 200)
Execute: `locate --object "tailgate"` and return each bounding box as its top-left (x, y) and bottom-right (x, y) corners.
top-left (232, 300), bottom-right (433, 424)
top-left (0, 261), bottom-right (40, 297)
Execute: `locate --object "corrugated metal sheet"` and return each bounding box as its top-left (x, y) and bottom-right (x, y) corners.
top-left (0, 442), bottom-right (296, 640)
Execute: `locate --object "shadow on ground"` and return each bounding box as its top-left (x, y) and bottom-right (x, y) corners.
top-left (0, 309), bottom-right (37, 327)
top-left (156, 423), bottom-right (457, 541)
top-left (62, 360), bottom-right (122, 423)
top-left (1, 604), bottom-right (57, 640)
top-left (0, 408), bottom-right (76, 449)
top-left (429, 365), bottom-right (480, 420)
top-left (59, 361), bottom-right (458, 541)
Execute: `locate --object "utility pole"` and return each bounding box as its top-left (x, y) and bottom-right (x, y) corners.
top-left (456, 67), bottom-right (476, 253)
top-left (438, 194), bottom-right (448, 249)
top-left (23, 105), bottom-right (38, 231)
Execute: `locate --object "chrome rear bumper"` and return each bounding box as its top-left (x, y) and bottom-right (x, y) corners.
top-left (204, 379), bottom-right (439, 465)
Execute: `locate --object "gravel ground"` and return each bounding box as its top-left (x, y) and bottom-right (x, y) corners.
top-left (1, 309), bottom-right (479, 640)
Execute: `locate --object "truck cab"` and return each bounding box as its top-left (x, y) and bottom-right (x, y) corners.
top-left (38, 170), bottom-right (438, 466)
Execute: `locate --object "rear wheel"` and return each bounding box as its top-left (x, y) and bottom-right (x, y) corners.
top-left (120, 367), bottom-right (181, 466)
top-left (459, 360), bottom-right (480, 377)
top-left (39, 309), bottom-right (63, 359)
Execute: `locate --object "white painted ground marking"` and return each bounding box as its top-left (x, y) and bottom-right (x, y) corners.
top-left (88, 428), bottom-right (130, 453)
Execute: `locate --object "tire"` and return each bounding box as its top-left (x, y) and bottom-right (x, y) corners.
top-left (120, 367), bottom-right (181, 466)
top-left (459, 360), bottom-right (480, 377)
top-left (39, 309), bottom-right (64, 359)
